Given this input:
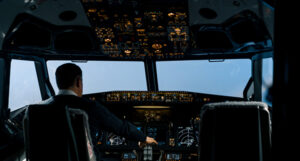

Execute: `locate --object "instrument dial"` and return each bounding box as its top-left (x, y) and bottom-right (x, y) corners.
top-left (177, 127), bottom-right (195, 147)
top-left (107, 133), bottom-right (126, 146)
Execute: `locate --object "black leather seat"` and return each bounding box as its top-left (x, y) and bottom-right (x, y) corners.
top-left (23, 104), bottom-right (96, 161)
top-left (199, 101), bottom-right (271, 161)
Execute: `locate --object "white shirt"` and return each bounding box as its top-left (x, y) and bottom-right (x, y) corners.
top-left (37, 89), bottom-right (78, 104)
top-left (57, 89), bottom-right (78, 97)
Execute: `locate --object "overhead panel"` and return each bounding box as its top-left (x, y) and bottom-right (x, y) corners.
top-left (1, 0), bottom-right (273, 60)
top-left (81, 0), bottom-right (189, 59)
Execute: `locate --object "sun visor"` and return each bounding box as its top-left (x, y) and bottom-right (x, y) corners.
top-left (2, 14), bottom-right (98, 53)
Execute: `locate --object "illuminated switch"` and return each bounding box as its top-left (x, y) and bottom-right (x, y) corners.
top-left (169, 138), bottom-right (175, 147)
top-left (166, 153), bottom-right (181, 161)
top-left (143, 145), bottom-right (153, 161)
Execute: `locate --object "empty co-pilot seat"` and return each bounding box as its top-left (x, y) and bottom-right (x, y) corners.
top-left (199, 101), bottom-right (271, 161)
top-left (23, 104), bottom-right (96, 161)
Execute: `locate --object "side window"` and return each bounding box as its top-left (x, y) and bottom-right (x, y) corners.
top-left (9, 60), bottom-right (42, 111)
top-left (262, 58), bottom-right (273, 105)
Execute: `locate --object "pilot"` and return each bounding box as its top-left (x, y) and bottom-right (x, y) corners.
top-left (45, 63), bottom-right (157, 160)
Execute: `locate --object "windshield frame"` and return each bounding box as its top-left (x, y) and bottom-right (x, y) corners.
top-left (1, 50), bottom-right (271, 100)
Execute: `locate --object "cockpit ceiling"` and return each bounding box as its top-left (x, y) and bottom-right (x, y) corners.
top-left (0, 0), bottom-right (273, 60)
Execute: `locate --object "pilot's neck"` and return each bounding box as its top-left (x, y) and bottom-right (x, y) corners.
top-left (57, 89), bottom-right (78, 97)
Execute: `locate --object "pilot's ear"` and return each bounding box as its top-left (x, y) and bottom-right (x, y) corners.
top-left (75, 76), bottom-right (82, 88)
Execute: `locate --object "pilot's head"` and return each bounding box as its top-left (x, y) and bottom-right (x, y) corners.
top-left (55, 63), bottom-right (83, 97)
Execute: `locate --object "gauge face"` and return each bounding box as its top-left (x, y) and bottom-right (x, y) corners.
top-left (177, 127), bottom-right (195, 147)
top-left (107, 133), bottom-right (126, 146)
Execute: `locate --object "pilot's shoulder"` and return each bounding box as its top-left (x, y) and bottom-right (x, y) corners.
top-left (35, 97), bottom-right (54, 105)
top-left (80, 97), bottom-right (98, 105)
top-left (81, 97), bottom-right (106, 108)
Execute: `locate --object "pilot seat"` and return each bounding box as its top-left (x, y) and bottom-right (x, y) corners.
top-left (23, 104), bottom-right (96, 161)
top-left (199, 101), bottom-right (271, 161)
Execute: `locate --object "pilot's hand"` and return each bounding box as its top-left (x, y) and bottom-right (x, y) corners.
top-left (145, 136), bottom-right (158, 145)
top-left (138, 136), bottom-right (158, 148)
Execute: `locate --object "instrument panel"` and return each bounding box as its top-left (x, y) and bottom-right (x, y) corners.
top-left (87, 91), bottom-right (227, 105)
top-left (84, 91), bottom-right (243, 160)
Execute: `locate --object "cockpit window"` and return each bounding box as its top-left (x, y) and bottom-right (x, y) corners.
top-left (262, 58), bottom-right (273, 105)
top-left (9, 60), bottom-right (42, 111)
top-left (47, 61), bottom-right (147, 94)
top-left (156, 59), bottom-right (251, 97)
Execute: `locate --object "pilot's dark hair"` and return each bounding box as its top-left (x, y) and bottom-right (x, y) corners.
top-left (55, 63), bottom-right (82, 89)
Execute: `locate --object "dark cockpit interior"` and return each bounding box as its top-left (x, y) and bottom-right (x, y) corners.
top-left (2, 0), bottom-right (297, 161)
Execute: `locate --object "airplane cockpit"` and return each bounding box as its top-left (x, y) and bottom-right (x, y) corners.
top-left (0, 0), bottom-right (279, 161)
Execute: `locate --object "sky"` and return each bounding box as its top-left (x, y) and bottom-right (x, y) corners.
top-left (8, 58), bottom-right (273, 111)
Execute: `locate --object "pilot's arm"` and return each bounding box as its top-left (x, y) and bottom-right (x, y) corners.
top-left (87, 101), bottom-right (157, 144)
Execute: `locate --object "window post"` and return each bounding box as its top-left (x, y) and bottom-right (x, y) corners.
top-left (0, 57), bottom-right (11, 124)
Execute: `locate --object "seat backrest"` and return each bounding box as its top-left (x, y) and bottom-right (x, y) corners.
top-left (23, 104), bottom-right (96, 161)
top-left (199, 101), bottom-right (271, 161)
top-left (68, 108), bottom-right (96, 161)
